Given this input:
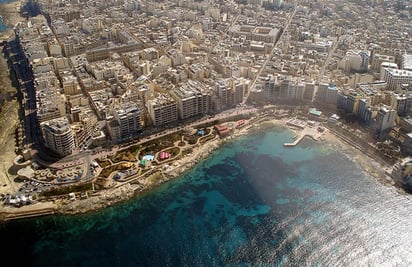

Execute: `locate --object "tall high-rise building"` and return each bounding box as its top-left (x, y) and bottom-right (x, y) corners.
top-left (279, 77), bottom-right (291, 100)
top-left (41, 117), bottom-right (75, 157)
top-left (340, 50), bottom-right (369, 73)
top-left (232, 78), bottom-right (245, 106)
top-left (303, 82), bottom-right (315, 102)
top-left (383, 68), bottom-right (412, 91)
top-left (317, 83), bottom-right (339, 105)
top-left (262, 76), bottom-right (276, 101)
top-left (316, 82), bottom-right (328, 103)
top-left (396, 94), bottom-right (408, 116)
top-left (274, 0), bottom-right (283, 8)
top-left (375, 105), bottom-right (397, 133)
top-left (215, 79), bottom-right (234, 111)
top-left (357, 98), bottom-right (373, 124)
top-left (172, 80), bottom-right (212, 120)
top-left (107, 104), bottom-right (142, 142)
top-left (359, 51), bottom-right (370, 72)
top-left (371, 54), bottom-right (395, 72)
top-left (146, 93), bottom-right (178, 126)
top-left (402, 54), bottom-right (412, 71)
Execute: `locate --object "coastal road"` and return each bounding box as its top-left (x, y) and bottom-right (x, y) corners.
top-left (116, 106), bottom-right (258, 153)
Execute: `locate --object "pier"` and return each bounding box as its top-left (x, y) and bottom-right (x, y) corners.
top-left (284, 134), bottom-right (306, 147)
top-left (284, 124), bottom-right (325, 147)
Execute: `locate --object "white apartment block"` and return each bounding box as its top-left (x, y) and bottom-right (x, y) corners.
top-left (36, 89), bottom-right (67, 123)
top-left (317, 83), bottom-right (339, 105)
top-left (304, 82), bottom-right (315, 102)
top-left (167, 49), bottom-right (185, 67)
top-left (215, 79), bottom-right (234, 111)
top-left (379, 62), bottom-right (398, 80)
top-left (112, 104), bottom-right (142, 140)
top-left (383, 68), bottom-right (412, 91)
top-left (229, 25), bottom-right (280, 43)
top-left (402, 54), bottom-right (412, 71)
top-left (339, 50), bottom-right (369, 73)
top-left (41, 117), bottom-right (75, 157)
top-left (146, 93), bottom-right (178, 126)
top-left (172, 80), bottom-right (212, 120)
top-left (233, 78), bottom-right (245, 105)
top-left (371, 54), bottom-right (395, 72)
top-left (375, 105), bottom-right (397, 132)
top-left (72, 114), bottom-right (98, 148)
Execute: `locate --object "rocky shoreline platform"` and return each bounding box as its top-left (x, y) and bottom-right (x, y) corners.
top-left (0, 116), bottom-right (267, 220)
top-left (0, 114), bottom-right (401, 222)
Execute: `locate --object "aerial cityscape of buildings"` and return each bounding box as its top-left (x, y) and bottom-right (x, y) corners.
top-left (2, 0), bottom-right (412, 214)
top-left (11, 0), bottom-right (412, 156)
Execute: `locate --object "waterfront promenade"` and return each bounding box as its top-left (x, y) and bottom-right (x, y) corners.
top-left (0, 107), bottom-right (259, 221)
top-left (0, 109), bottom-right (398, 222)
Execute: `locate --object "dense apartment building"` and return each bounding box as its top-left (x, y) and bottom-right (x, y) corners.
top-left (107, 104), bottom-right (142, 142)
top-left (339, 50), bottom-right (369, 73)
top-left (338, 90), bottom-right (361, 115)
top-left (316, 83), bottom-right (339, 105)
top-left (215, 79), bottom-right (235, 111)
top-left (357, 98), bottom-right (374, 124)
top-left (383, 68), bottom-right (412, 91)
top-left (402, 54), bottom-right (412, 71)
top-left (146, 93), bottom-right (178, 126)
top-left (172, 80), bottom-right (212, 120)
top-left (303, 82), bottom-right (315, 102)
top-left (375, 105), bottom-right (397, 133)
top-left (229, 25), bottom-right (280, 44)
top-left (40, 117), bottom-right (75, 157)
top-left (371, 54), bottom-right (395, 72)
top-left (36, 88), bottom-right (66, 123)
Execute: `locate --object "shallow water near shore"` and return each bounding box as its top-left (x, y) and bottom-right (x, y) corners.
top-left (2, 127), bottom-right (412, 266)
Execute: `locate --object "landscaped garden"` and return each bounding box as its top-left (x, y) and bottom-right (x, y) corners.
top-left (110, 151), bottom-right (137, 163)
top-left (157, 147), bottom-right (180, 162)
top-left (100, 162), bottom-right (134, 178)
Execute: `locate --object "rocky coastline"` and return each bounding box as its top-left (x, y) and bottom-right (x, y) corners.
top-left (0, 1), bottom-right (404, 222)
top-left (42, 122), bottom-right (259, 216)
top-left (1, 114), bottom-right (402, 223)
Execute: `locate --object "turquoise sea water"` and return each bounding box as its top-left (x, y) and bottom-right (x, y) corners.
top-left (2, 127), bottom-right (412, 266)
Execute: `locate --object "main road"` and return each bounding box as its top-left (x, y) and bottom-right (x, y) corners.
top-left (313, 33), bottom-right (340, 98)
top-left (242, 4), bottom-right (298, 105)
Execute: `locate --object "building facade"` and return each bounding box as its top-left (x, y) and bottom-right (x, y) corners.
top-left (41, 117), bottom-right (75, 157)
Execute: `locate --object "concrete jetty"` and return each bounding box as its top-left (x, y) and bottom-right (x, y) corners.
top-left (284, 125), bottom-right (324, 147)
top-left (284, 134), bottom-right (305, 147)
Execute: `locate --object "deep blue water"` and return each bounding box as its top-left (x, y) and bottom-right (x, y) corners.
top-left (1, 127), bottom-right (412, 266)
